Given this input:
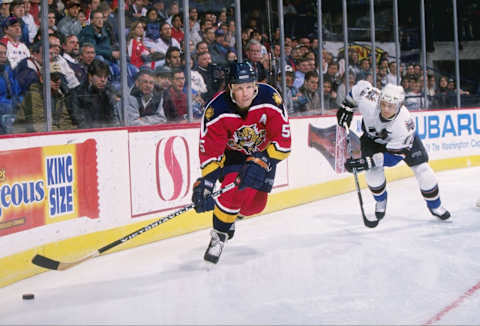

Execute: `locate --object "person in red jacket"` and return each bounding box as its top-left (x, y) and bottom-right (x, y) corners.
top-left (192, 61), bottom-right (291, 264)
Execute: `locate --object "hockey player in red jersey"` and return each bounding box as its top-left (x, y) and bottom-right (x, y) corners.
top-left (192, 62), bottom-right (291, 264)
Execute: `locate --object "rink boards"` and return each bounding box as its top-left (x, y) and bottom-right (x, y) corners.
top-left (1, 108), bottom-right (480, 287)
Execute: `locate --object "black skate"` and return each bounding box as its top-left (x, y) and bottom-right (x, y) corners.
top-left (429, 206), bottom-right (451, 220)
top-left (375, 198), bottom-right (387, 220)
top-left (204, 230), bottom-right (228, 264)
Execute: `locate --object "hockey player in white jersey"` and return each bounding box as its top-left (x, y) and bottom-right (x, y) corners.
top-left (337, 81), bottom-right (450, 220)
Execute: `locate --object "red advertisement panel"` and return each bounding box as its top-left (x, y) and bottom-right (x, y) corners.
top-left (0, 139), bottom-right (99, 236)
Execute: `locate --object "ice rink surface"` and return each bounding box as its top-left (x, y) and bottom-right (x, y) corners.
top-left (1, 166), bottom-right (480, 325)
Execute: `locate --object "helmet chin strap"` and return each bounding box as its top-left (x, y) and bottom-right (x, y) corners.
top-left (230, 84), bottom-right (259, 108)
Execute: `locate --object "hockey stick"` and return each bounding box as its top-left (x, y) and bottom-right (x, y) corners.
top-left (344, 124), bottom-right (379, 228)
top-left (32, 182), bottom-right (237, 271)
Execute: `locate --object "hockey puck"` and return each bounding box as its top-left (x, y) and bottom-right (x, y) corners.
top-left (22, 293), bottom-right (34, 300)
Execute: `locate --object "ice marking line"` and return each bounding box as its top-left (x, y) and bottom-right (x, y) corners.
top-left (423, 279), bottom-right (480, 325)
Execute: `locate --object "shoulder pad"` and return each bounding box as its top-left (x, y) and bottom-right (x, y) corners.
top-left (202, 91), bottom-right (234, 124)
top-left (252, 83), bottom-right (284, 108)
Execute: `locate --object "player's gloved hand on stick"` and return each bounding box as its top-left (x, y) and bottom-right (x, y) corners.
top-left (237, 152), bottom-right (275, 191)
top-left (345, 156), bottom-right (375, 173)
top-left (336, 96), bottom-right (357, 128)
top-left (192, 177), bottom-right (216, 213)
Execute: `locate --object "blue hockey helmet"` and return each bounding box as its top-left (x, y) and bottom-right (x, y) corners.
top-left (228, 61), bottom-right (257, 85)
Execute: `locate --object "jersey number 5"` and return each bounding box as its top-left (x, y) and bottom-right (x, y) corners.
top-left (282, 125), bottom-right (291, 138)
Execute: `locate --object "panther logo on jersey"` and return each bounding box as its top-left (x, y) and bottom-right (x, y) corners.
top-left (228, 124), bottom-right (266, 154)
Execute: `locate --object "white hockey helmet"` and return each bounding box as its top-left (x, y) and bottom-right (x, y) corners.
top-left (379, 83), bottom-right (405, 120)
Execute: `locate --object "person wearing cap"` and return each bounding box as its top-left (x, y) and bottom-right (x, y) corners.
top-left (57, 0), bottom-right (82, 37)
top-left (191, 61), bottom-right (291, 264)
top-left (0, 15), bottom-right (29, 69)
top-left (9, 0), bottom-right (30, 46)
top-left (208, 28), bottom-right (229, 66)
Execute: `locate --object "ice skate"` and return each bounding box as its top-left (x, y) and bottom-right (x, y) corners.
top-left (375, 198), bottom-right (387, 220)
top-left (429, 206), bottom-right (451, 220)
top-left (204, 229), bottom-right (228, 264)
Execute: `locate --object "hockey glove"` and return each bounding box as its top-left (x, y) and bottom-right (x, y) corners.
top-left (192, 177), bottom-right (216, 213)
top-left (237, 152), bottom-right (275, 191)
top-left (336, 96), bottom-right (357, 128)
top-left (345, 156), bottom-right (375, 173)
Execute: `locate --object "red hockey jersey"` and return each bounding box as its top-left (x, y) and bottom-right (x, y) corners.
top-left (199, 83), bottom-right (291, 177)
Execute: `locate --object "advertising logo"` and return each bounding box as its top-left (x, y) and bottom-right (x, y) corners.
top-left (155, 136), bottom-right (191, 202)
top-left (0, 139), bottom-right (99, 236)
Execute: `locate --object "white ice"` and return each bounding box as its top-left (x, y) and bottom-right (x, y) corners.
top-left (1, 166), bottom-right (480, 325)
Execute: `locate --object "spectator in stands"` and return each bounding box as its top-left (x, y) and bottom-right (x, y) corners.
top-left (336, 72), bottom-right (356, 107)
top-left (189, 15), bottom-right (202, 46)
top-left (377, 64), bottom-right (388, 88)
top-left (322, 79), bottom-right (337, 111)
top-left (49, 33), bottom-right (80, 91)
top-left (356, 58), bottom-right (371, 81)
top-left (386, 61), bottom-right (399, 85)
top-left (162, 68), bottom-right (187, 122)
top-left (405, 64), bottom-right (416, 80)
top-left (153, 64), bottom-right (171, 93)
top-left (166, 0), bottom-right (179, 25)
top-left (62, 34), bottom-right (83, 83)
top-left (15, 43), bottom-right (74, 133)
top-left (98, 1), bottom-right (117, 45)
top-left (293, 57), bottom-right (312, 90)
top-left (0, 41), bottom-right (21, 134)
top-left (426, 74), bottom-right (436, 97)
top-left (194, 50), bottom-right (217, 102)
top-left (127, 20), bottom-right (151, 69)
top-left (144, 21), bottom-right (180, 62)
top-left (194, 40), bottom-right (208, 55)
top-left (164, 46), bottom-right (182, 70)
top-left (127, 68), bottom-right (166, 126)
top-left (280, 68), bottom-right (298, 114)
top-left (170, 13), bottom-right (183, 44)
top-left (245, 39), bottom-right (267, 82)
top-left (202, 26), bottom-right (215, 47)
top-left (70, 59), bottom-right (120, 129)
top-left (151, 0), bottom-right (167, 21)
top-left (1, 16), bottom-right (29, 69)
top-left (57, 0), bottom-right (82, 37)
top-left (78, 10), bottom-right (117, 63)
top-left (401, 77), bottom-right (410, 93)
top-left (9, 0), bottom-right (29, 46)
top-left (208, 28), bottom-right (229, 66)
top-left (295, 70), bottom-right (321, 114)
top-left (128, 0), bottom-right (147, 22)
top-left (323, 61), bottom-right (340, 92)
top-left (144, 7), bottom-right (160, 42)
top-left (22, 0), bottom-right (37, 44)
top-left (226, 50), bottom-right (237, 63)
top-left (0, 1), bottom-right (11, 37)
top-left (405, 79), bottom-right (423, 110)
top-left (33, 9), bottom-right (57, 43)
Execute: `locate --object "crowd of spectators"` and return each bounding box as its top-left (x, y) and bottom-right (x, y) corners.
top-left (0, 0), bottom-right (478, 134)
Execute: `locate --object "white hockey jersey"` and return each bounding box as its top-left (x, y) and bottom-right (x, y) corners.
top-left (350, 80), bottom-right (416, 153)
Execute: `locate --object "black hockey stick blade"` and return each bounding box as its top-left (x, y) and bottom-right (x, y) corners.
top-left (32, 254), bottom-right (59, 270)
top-left (32, 251), bottom-right (99, 271)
